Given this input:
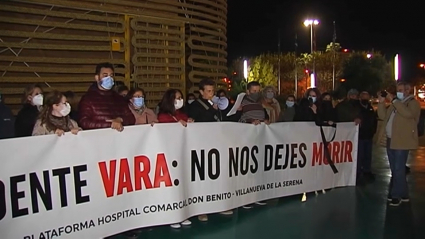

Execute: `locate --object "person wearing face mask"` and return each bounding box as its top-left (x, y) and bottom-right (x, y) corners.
top-left (78, 63), bottom-right (135, 131)
top-left (188, 78), bottom-right (224, 122)
top-left (279, 95), bottom-right (297, 122)
top-left (294, 88), bottom-right (321, 122)
top-left (317, 92), bottom-right (337, 123)
top-left (261, 86), bottom-right (281, 123)
top-left (357, 91), bottom-right (377, 180)
top-left (187, 93), bottom-right (196, 105)
top-left (15, 84), bottom-right (44, 137)
top-left (32, 91), bottom-right (81, 136)
top-left (376, 81), bottom-right (420, 206)
top-left (157, 89), bottom-right (193, 127)
top-left (184, 93), bottom-right (196, 115)
top-left (127, 88), bottom-right (157, 125)
top-left (335, 89), bottom-right (362, 125)
top-left (239, 81), bottom-right (270, 125)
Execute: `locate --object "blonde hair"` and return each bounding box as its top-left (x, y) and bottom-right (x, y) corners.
top-left (263, 85), bottom-right (277, 97)
top-left (21, 84), bottom-right (42, 104)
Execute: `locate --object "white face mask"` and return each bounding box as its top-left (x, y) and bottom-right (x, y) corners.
top-left (175, 99), bottom-right (184, 110)
top-left (60, 103), bottom-right (71, 117)
top-left (188, 99), bottom-right (195, 104)
top-left (32, 94), bottom-right (43, 106)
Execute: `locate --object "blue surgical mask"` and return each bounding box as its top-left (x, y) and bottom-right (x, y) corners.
top-left (286, 101), bottom-right (294, 107)
top-left (397, 92), bottom-right (404, 100)
top-left (100, 76), bottom-right (114, 90)
top-left (133, 97), bottom-right (144, 108)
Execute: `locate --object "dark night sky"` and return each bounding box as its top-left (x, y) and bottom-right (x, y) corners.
top-left (227, 0), bottom-right (425, 81)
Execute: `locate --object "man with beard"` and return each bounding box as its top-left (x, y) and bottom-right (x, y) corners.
top-left (78, 62), bottom-right (135, 131)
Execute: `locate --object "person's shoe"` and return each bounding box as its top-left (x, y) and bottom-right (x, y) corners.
top-left (170, 223), bottom-right (181, 229)
top-left (198, 214), bottom-right (208, 222)
top-left (401, 197), bottom-right (410, 202)
top-left (242, 204), bottom-right (253, 209)
top-left (219, 210), bottom-right (233, 215)
top-left (389, 198), bottom-right (402, 206)
top-left (255, 201), bottom-right (267, 206)
top-left (181, 219), bottom-right (192, 226)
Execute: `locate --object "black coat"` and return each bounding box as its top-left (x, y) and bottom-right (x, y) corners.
top-left (359, 103), bottom-right (378, 140)
top-left (0, 102), bottom-right (15, 139)
top-left (15, 104), bottom-right (39, 137)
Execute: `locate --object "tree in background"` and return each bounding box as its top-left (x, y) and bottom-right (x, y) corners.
top-left (247, 54), bottom-right (277, 87)
top-left (229, 44), bottom-right (392, 98)
top-left (340, 52), bottom-right (392, 94)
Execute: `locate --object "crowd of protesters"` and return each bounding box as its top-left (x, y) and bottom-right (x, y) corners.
top-left (0, 62), bottom-right (420, 237)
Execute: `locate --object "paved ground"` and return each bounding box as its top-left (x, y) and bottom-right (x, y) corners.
top-left (108, 137), bottom-right (425, 239)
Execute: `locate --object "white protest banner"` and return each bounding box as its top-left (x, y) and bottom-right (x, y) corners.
top-left (0, 122), bottom-right (358, 239)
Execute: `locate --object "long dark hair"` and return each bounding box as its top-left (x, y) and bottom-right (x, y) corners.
top-left (159, 89), bottom-right (183, 115)
top-left (38, 90), bottom-right (70, 131)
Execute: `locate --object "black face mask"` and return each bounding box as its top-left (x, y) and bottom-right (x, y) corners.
top-left (360, 99), bottom-right (369, 105)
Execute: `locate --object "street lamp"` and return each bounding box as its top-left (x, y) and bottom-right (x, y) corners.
top-left (394, 54), bottom-right (399, 81)
top-left (419, 63), bottom-right (425, 68)
top-left (304, 19), bottom-right (319, 87)
top-left (366, 54), bottom-right (372, 59)
top-left (243, 60), bottom-right (248, 89)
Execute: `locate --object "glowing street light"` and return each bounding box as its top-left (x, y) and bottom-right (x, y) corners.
top-left (394, 54), bottom-right (400, 81)
top-left (419, 63), bottom-right (425, 68)
top-left (303, 19), bottom-right (319, 27)
top-left (310, 73), bottom-right (316, 88)
top-left (304, 19), bottom-right (319, 87)
top-left (243, 60), bottom-right (248, 79)
top-left (366, 54), bottom-right (372, 59)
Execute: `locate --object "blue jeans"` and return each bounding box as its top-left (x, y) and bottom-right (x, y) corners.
top-left (358, 139), bottom-right (373, 173)
top-left (386, 138), bottom-right (409, 199)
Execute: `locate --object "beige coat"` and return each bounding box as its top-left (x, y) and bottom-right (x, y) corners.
top-left (376, 97), bottom-right (421, 150)
top-left (32, 119), bottom-right (80, 136)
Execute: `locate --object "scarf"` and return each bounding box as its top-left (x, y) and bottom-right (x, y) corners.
top-left (45, 114), bottom-right (73, 132)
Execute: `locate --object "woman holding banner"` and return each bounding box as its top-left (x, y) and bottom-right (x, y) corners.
top-left (32, 90), bottom-right (81, 136)
top-left (127, 88), bottom-right (158, 125)
top-left (156, 88), bottom-right (192, 228)
top-left (157, 89), bottom-right (194, 127)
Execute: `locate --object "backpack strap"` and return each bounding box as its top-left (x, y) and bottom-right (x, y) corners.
top-left (196, 99), bottom-right (220, 122)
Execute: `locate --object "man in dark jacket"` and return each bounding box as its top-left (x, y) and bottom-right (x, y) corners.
top-left (78, 63), bottom-right (135, 131)
top-left (188, 78), bottom-right (223, 122)
top-left (358, 91), bottom-right (377, 178)
top-left (336, 89), bottom-right (362, 124)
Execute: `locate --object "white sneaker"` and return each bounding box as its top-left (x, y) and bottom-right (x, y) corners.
top-left (198, 214), bottom-right (208, 222)
top-left (255, 201), bottom-right (267, 206)
top-left (181, 219), bottom-right (192, 226)
top-left (220, 210), bottom-right (233, 215)
top-left (243, 205), bottom-right (253, 209)
top-left (170, 223), bottom-right (181, 229)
